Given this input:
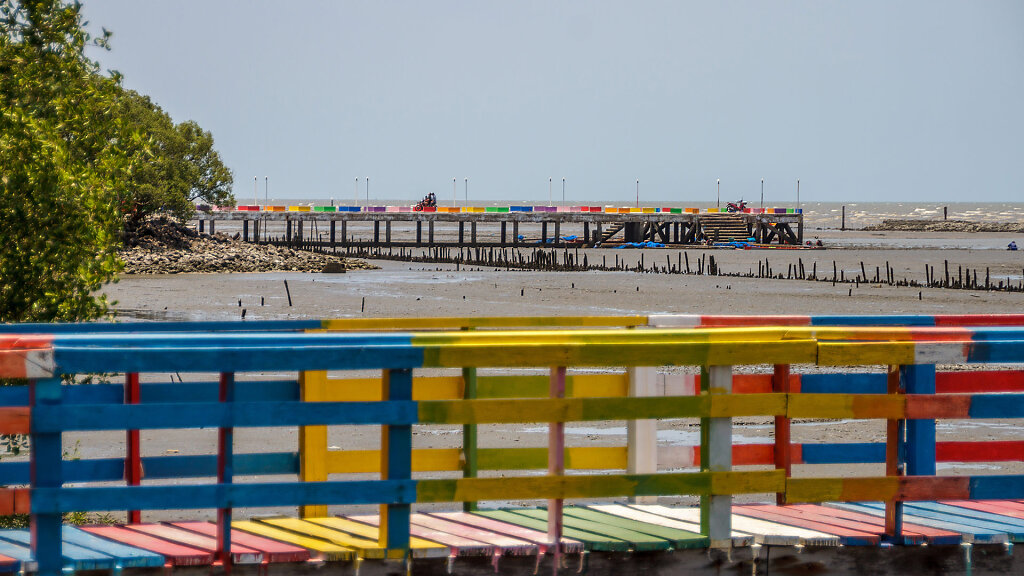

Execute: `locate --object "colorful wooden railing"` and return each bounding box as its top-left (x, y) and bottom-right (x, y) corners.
top-left (0, 316), bottom-right (1023, 575)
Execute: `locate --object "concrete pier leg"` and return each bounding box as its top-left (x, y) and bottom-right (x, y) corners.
top-left (471, 222), bottom-right (477, 246)
top-left (542, 222), bottom-right (548, 244)
top-left (596, 222), bottom-right (603, 245)
top-left (209, 220), bottom-right (215, 235)
top-left (330, 220), bottom-right (336, 247)
top-left (554, 221), bottom-right (560, 245)
top-left (286, 220), bottom-right (292, 243)
top-left (459, 222), bottom-right (465, 244)
top-left (429, 221), bottom-right (435, 246)
top-left (385, 221), bottom-right (392, 245)
top-left (416, 221), bottom-right (422, 246)
top-left (199, 219), bottom-right (205, 234)
top-left (341, 220), bottom-right (347, 246)
top-left (296, 220), bottom-right (303, 245)
top-left (373, 221), bottom-right (380, 244)
top-left (513, 221), bottom-right (519, 246)
top-left (500, 221), bottom-right (507, 246)
top-left (243, 220), bottom-right (249, 242)
top-left (584, 222), bottom-right (590, 246)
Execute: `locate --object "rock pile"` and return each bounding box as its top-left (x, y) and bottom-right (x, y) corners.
top-left (864, 219), bottom-right (1024, 233)
top-left (120, 218), bottom-right (376, 274)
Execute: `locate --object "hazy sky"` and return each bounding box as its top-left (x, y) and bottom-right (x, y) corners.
top-left (81, 1), bottom-right (1023, 204)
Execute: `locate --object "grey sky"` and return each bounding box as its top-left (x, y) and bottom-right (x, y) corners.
top-left (81, 1), bottom-right (1023, 204)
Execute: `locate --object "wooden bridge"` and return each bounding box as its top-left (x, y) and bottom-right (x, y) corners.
top-left (194, 205), bottom-right (805, 248)
top-left (1, 313), bottom-right (1023, 575)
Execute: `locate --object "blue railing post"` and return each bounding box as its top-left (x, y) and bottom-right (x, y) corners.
top-left (902, 364), bottom-right (937, 476)
top-left (380, 368), bottom-right (412, 551)
top-left (30, 377), bottom-right (63, 576)
top-left (217, 372), bottom-right (235, 571)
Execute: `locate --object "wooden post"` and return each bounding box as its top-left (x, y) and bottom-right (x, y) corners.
top-left (373, 221), bottom-right (380, 244)
top-left (341, 220), bottom-right (348, 246)
top-left (299, 370), bottom-right (328, 517)
top-left (903, 364), bottom-right (936, 476)
top-left (553, 221), bottom-right (560, 245)
top-left (30, 377), bottom-right (63, 576)
top-left (471, 221), bottom-right (477, 246)
top-left (513, 221), bottom-right (519, 246)
top-left (459, 221), bottom-right (465, 244)
top-left (462, 365), bottom-right (478, 511)
top-left (542, 222), bottom-right (548, 244)
top-left (700, 365), bottom-right (732, 548)
top-left (548, 366), bottom-right (567, 569)
top-left (379, 368), bottom-right (412, 550)
top-left (841, 206), bottom-right (846, 231)
top-left (199, 219), bottom-right (205, 234)
top-left (254, 219), bottom-right (260, 243)
top-left (772, 364), bottom-right (790, 505)
top-left (297, 220), bottom-right (303, 244)
top-left (500, 221), bottom-right (507, 246)
top-left (216, 372), bottom-right (235, 571)
top-left (583, 222), bottom-right (590, 246)
top-left (286, 219), bottom-right (292, 243)
top-left (125, 372), bottom-right (142, 524)
top-left (242, 220), bottom-right (249, 243)
top-left (429, 221), bottom-right (435, 246)
top-left (884, 366), bottom-right (904, 537)
top-left (416, 221), bottom-right (422, 246)
top-left (385, 220), bottom-right (392, 245)
top-left (596, 222), bottom-right (603, 245)
top-left (627, 366), bottom-right (657, 503)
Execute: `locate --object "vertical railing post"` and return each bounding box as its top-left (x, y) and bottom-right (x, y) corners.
top-left (902, 364), bottom-right (937, 475)
top-left (700, 364), bottom-right (733, 548)
top-left (548, 366), bottom-right (567, 571)
top-left (884, 366), bottom-right (904, 537)
top-left (380, 368), bottom-right (412, 551)
top-left (771, 364), bottom-right (791, 506)
top-left (125, 372), bottom-right (142, 524)
top-left (299, 370), bottom-right (328, 518)
top-left (461, 366), bottom-right (478, 512)
top-left (30, 377), bottom-right (63, 576)
top-left (216, 372), bottom-right (235, 572)
top-left (627, 366), bottom-right (657, 503)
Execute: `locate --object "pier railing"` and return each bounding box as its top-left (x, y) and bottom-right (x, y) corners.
top-left (1, 315), bottom-right (1023, 574)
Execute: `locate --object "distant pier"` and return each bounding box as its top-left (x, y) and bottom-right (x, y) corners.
top-left (195, 205), bottom-right (804, 249)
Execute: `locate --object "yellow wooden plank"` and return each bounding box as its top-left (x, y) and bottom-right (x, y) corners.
top-left (309, 517), bottom-right (447, 555)
top-left (258, 517), bottom-right (399, 559)
top-left (411, 327), bottom-right (796, 347)
top-left (418, 396), bottom-right (710, 425)
top-left (785, 477), bottom-right (899, 503)
top-left (299, 370), bottom-right (328, 518)
top-left (316, 376), bottom-right (464, 402)
top-left (817, 342), bottom-right (916, 366)
top-left (569, 374), bottom-right (629, 397)
top-left (708, 394), bottom-right (786, 417)
top-left (788, 394), bottom-right (904, 419)
top-left (566, 446), bottom-right (628, 470)
top-left (320, 316), bottom-right (647, 332)
top-left (232, 520), bottom-right (354, 561)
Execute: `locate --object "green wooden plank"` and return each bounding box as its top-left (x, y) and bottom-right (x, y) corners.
top-left (472, 510), bottom-right (629, 551)
top-left (569, 506), bottom-right (707, 549)
top-left (514, 508), bottom-right (672, 552)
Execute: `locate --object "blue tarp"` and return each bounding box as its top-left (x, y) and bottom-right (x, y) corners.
top-left (614, 241), bottom-right (665, 249)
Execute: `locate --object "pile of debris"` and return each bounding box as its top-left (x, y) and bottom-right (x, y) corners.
top-left (864, 219), bottom-right (1024, 233)
top-left (120, 218), bottom-right (377, 274)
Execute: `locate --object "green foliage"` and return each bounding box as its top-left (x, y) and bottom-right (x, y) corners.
top-left (117, 89), bottom-right (235, 229)
top-left (0, 0), bottom-right (128, 323)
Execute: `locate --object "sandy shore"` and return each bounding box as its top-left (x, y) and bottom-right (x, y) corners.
top-left (38, 230), bottom-right (1024, 521)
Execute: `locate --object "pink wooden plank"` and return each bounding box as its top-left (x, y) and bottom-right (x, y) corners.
top-left (411, 514), bottom-right (538, 556)
top-left (346, 514), bottom-right (493, 556)
top-left (125, 524), bottom-right (261, 565)
top-left (795, 505), bottom-right (958, 541)
top-left (170, 522), bottom-right (310, 563)
top-left (943, 501), bottom-right (1024, 520)
top-left (733, 506), bottom-right (881, 544)
top-left (81, 526), bottom-right (213, 566)
top-left (429, 512), bottom-right (584, 553)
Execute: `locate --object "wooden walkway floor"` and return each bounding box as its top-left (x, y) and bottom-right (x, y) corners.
top-left (3, 501), bottom-right (1023, 573)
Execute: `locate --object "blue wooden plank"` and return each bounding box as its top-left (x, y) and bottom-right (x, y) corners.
top-left (30, 479), bottom-right (418, 514)
top-left (971, 475), bottom-right (1024, 500)
top-left (810, 316), bottom-right (936, 327)
top-left (0, 453), bottom-right (297, 485)
top-left (60, 527), bottom-right (165, 568)
top-left (0, 387), bottom-right (28, 407)
top-left (799, 374), bottom-right (887, 394)
top-left (32, 400), bottom-right (420, 432)
top-left (968, 340), bottom-right (1024, 363)
top-left (800, 443), bottom-right (885, 464)
top-left (831, 500), bottom-right (1007, 541)
top-left (51, 331), bottom-right (413, 348)
top-left (53, 344), bottom-right (424, 373)
top-left (0, 530), bottom-right (116, 570)
top-left (969, 394), bottom-right (1024, 419)
top-left (967, 328), bottom-right (1024, 341)
top-left (838, 502), bottom-right (1021, 541)
top-left (908, 503), bottom-right (1024, 532)
top-left (0, 534), bottom-right (30, 561)
top-left (142, 380), bottom-right (299, 403)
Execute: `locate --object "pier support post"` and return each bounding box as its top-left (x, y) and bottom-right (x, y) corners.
top-left (209, 219), bottom-right (215, 235)
top-left (341, 220), bottom-right (348, 246)
top-left (416, 221), bottom-right (422, 246)
top-left (380, 368), bottom-right (413, 550)
top-left (330, 220), bottom-right (336, 247)
top-left (596, 222), bottom-right (603, 246)
top-left (500, 221), bottom-right (507, 246)
top-left (385, 220), bottom-right (392, 245)
top-left (458, 221), bottom-right (465, 244)
top-left (627, 366), bottom-right (657, 504)
top-left (286, 219), bottom-right (292, 244)
top-left (373, 221), bottom-right (380, 244)
top-left (541, 222), bottom-right (548, 244)
top-left (254, 220), bottom-right (260, 243)
top-left (554, 221), bottom-right (560, 245)
top-left (297, 220), bottom-right (304, 246)
top-left (242, 220), bottom-right (249, 243)
top-left (701, 365), bottom-right (733, 548)
top-left (513, 221), bottom-right (519, 246)
top-left (199, 219), bottom-right (205, 234)
top-left (583, 222), bottom-right (590, 246)
top-left (471, 221), bottom-right (477, 247)
top-left (429, 221), bottom-right (435, 246)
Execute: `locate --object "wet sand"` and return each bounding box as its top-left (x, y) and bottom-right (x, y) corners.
top-left (55, 230), bottom-right (1024, 520)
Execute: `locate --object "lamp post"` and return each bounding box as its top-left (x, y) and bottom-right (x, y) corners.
top-left (465, 177), bottom-right (468, 204)
top-left (760, 178), bottom-right (764, 210)
top-left (453, 178), bottom-right (456, 207)
top-left (354, 177), bottom-right (359, 206)
top-left (366, 177), bottom-right (369, 206)
top-left (253, 176), bottom-right (257, 207)
top-left (549, 177), bottom-right (552, 205)
top-left (265, 176), bottom-right (268, 204)
top-left (717, 179), bottom-right (720, 209)
top-left (636, 179), bottom-right (639, 208)
top-left (797, 179), bottom-right (800, 209)
top-left (562, 177), bottom-right (565, 204)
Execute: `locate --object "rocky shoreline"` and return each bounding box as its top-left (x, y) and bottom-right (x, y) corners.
top-left (119, 219), bottom-right (376, 274)
top-left (863, 219), bottom-right (1024, 233)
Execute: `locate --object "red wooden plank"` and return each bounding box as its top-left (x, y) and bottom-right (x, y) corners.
top-left (170, 522), bottom-right (309, 563)
top-left (798, 505), bottom-right (958, 540)
top-left (906, 395), bottom-right (971, 419)
top-left (746, 504), bottom-right (911, 541)
top-left (934, 314), bottom-right (1024, 327)
top-left (0, 489), bottom-right (29, 516)
top-left (942, 501), bottom-right (1024, 520)
top-left (0, 408), bottom-right (29, 435)
top-left (937, 441), bottom-right (1024, 463)
top-left (411, 514), bottom-right (537, 555)
top-left (346, 514), bottom-right (493, 556)
top-left (429, 512), bottom-right (583, 553)
top-left (81, 526), bottom-right (213, 566)
top-left (733, 506), bottom-right (881, 544)
top-left (937, 371), bottom-right (1024, 393)
top-left (126, 523), bottom-right (262, 564)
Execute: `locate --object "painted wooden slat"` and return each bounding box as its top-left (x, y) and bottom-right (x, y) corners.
top-left (232, 520), bottom-right (353, 561)
top-left (970, 475), bottom-right (1024, 500)
top-left (313, 516), bottom-right (446, 557)
top-left (512, 508), bottom-right (674, 552)
top-left (0, 554), bottom-right (17, 574)
top-left (80, 526), bottom-right (212, 566)
top-left (170, 522), bottom-right (310, 563)
top-left (0, 530), bottom-right (118, 571)
top-left (747, 504), bottom-right (932, 544)
top-left (732, 505), bottom-right (881, 546)
top-left (427, 512), bottom-right (583, 553)
top-left (586, 504), bottom-right (749, 547)
top-left (0, 536), bottom-right (31, 570)
top-left (252, 518), bottom-right (391, 559)
top-left (626, 504), bottom-right (841, 546)
top-left (789, 505), bottom-right (960, 545)
top-left (562, 506), bottom-right (707, 549)
top-left (825, 503), bottom-right (1011, 543)
top-left (61, 526), bottom-right (166, 568)
top-left (124, 523), bottom-right (262, 564)
top-left (904, 502), bottom-right (1024, 535)
top-left (944, 500), bottom-right (1024, 520)
top-left (345, 514), bottom-right (494, 556)
top-left (0, 489), bottom-right (27, 516)
top-left (0, 408), bottom-right (28, 435)
top-left (472, 510), bottom-right (630, 551)
top-left (409, 514), bottom-right (538, 555)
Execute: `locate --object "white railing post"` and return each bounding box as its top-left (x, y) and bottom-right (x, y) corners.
top-left (627, 366), bottom-right (658, 503)
top-left (701, 364), bottom-right (733, 548)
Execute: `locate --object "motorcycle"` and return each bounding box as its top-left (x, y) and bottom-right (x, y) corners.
top-left (413, 193), bottom-right (437, 211)
top-left (726, 199), bottom-right (747, 213)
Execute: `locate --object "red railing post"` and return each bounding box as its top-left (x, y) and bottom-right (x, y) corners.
top-left (216, 372), bottom-right (235, 572)
top-left (772, 364), bottom-right (791, 505)
top-left (125, 372), bottom-right (142, 524)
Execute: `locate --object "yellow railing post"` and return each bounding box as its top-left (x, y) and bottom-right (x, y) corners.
top-left (299, 370), bottom-right (328, 517)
